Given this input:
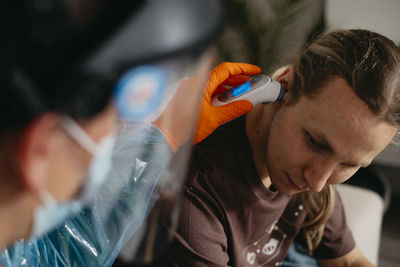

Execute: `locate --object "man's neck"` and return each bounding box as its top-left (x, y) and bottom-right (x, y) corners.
top-left (245, 103), bottom-right (279, 189)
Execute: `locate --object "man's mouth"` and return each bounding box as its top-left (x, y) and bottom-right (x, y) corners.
top-left (285, 172), bottom-right (308, 191)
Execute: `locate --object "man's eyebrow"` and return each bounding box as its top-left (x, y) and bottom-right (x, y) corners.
top-left (307, 128), bottom-right (334, 153)
top-left (307, 128), bottom-right (369, 168)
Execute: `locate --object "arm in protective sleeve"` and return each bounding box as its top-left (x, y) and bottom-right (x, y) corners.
top-left (0, 124), bottom-right (173, 267)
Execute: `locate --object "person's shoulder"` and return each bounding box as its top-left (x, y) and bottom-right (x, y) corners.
top-left (190, 116), bottom-right (245, 172)
top-left (184, 115), bottom-right (249, 190)
top-left (194, 115), bottom-right (246, 155)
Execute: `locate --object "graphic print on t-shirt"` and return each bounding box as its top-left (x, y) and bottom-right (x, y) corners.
top-left (242, 220), bottom-right (287, 266)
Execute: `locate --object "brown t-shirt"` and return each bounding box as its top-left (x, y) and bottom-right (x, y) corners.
top-left (169, 116), bottom-right (355, 266)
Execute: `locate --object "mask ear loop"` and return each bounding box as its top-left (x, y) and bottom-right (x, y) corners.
top-left (60, 116), bottom-right (116, 201)
top-left (60, 116), bottom-right (98, 155)
top-left (36, 116), bottom-right (98, 207)
top-left (38, 190), bottom-right (57, 206)
top-left (34, 118), bottom-right (90, 210)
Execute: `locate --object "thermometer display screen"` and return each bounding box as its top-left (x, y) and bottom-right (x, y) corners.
top-left (231, 81), bottom-right (251, 97)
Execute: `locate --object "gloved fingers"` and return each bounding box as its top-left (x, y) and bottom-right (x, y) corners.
top-left (194, 62), bottom-right (260, 145)
top-left (206, 62), bottom-right (261, 99)
top-left (193, 99), bottom-right (253, 144)
top-left (211, 74), bottom-right (250, 97)
top-left (193, 105), bottom-right (218, 144)
top-left (212, 85), bottom-right (229, 97)
top-left (223, 74), bottom-right (251, 86)
top-left (215, 62), bottom-right (261, 79)
top-left (215, 99), bottom-right (253, 122)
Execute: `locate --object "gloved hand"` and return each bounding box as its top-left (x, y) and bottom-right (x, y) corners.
top-left (153, 59), bottom-right (212, 152)
top-left (193, 62), bottom-right (261, 144)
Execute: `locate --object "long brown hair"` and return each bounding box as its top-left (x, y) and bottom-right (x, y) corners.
top-left (288, 29), bottom-right (400, 254)
top-left (299, 185), bottom-right (334, 254)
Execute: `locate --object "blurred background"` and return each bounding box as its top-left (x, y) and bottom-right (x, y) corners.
top-left (216, 0), bottom-right (400, 266)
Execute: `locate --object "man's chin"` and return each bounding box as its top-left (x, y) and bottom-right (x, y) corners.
top-left (276, 188), bottom-right (297, 195)
top-left (270, 183), bottom-right (306, 195)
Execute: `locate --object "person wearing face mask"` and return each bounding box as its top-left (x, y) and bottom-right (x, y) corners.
top-left (0, 0), bottom-right (259, 266)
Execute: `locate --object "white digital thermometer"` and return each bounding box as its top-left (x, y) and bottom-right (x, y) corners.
top-left (211, 74), bottom-right (285, 106)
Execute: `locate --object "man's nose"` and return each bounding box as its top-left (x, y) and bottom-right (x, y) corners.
top-left (303, 159), bottom-right (335, 192)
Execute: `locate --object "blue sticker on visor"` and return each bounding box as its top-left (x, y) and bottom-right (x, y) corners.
top-left (114, 66), bottom-right (166, 121)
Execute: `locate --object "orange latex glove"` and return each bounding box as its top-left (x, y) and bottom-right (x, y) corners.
top-left (194, 62), bottom-right (261, 144)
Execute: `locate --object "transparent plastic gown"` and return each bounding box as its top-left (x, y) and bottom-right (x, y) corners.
top-left (1, 123), bottom-right (172, 266)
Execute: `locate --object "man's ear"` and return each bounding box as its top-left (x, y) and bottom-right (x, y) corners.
top-left (17, 113), bottom-right (62, 194)
top-left (274, 65), bottom-right (294, 90)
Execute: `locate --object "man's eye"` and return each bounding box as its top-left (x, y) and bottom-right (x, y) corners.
top-left (343, 163), bottom-right (361, 169)
top-left (306, 132), bottom-right (323, 150)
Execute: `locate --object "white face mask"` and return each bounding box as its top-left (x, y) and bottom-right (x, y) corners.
top-left (30, 116), bottom-right (115, 238)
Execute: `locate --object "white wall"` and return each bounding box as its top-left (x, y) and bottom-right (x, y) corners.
top-left (326, 0), bottom-right (400, 44)
top-left (325, 0), bottom-right (400, 167)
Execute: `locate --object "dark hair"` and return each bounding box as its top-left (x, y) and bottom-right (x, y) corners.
top-left (288, 29), bottom-right (400, 254)
top-left (1, 67), bottom-right (115, 137)
top-left (0, 0), bottom-right (145, 135)
top-left (0, 1), bottom-right (127, 136)
top-left (1, 0), bottom-right (224, 137)
top-left (0, 68), bottom-right (114, 136)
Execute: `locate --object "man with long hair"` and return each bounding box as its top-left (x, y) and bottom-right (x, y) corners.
top-left (168, 29), bottom-right (400, 266)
